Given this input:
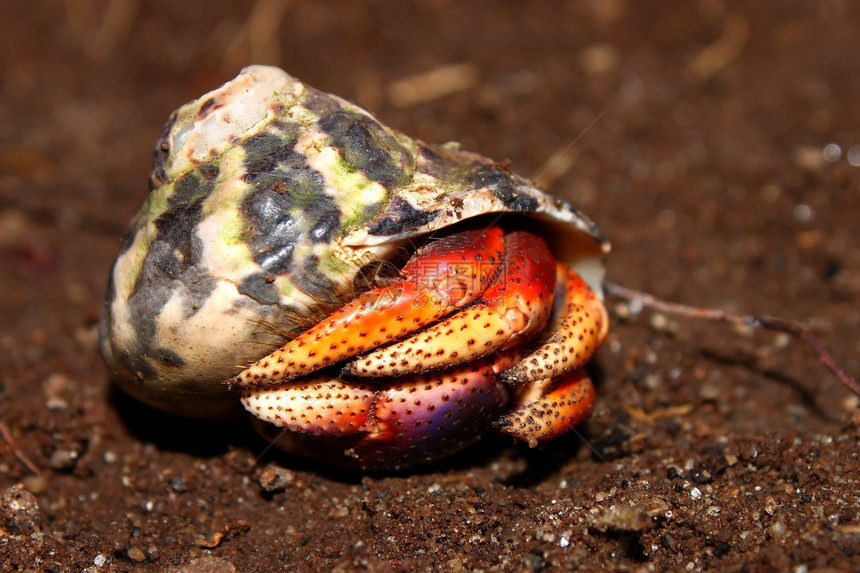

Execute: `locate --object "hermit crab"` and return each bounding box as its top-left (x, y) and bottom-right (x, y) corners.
top-left (100, 66), bottom-right (856, 470)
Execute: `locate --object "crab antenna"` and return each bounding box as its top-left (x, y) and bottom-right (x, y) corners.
top-left (603, 280), bottom-right (860, 399)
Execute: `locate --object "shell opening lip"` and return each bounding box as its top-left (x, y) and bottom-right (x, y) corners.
top-left (340, 212), bottom-right (608, 299)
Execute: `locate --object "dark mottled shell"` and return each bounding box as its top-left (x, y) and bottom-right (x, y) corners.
top-left (99, 66), bottom-right (609, 418)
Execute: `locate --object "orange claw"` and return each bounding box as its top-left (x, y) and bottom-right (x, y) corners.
top-left (499, 263), bottom-right (608, 384)
top-left (344, 231), bottom-right (557, 377)
top-left (232, 227), bottom-right (505, 387)
top-left (240, 350), bottom-right (523, 465)
top-left (495, 369), bottom-right (595, 447)
top-left (240, 378), bottom-right (377, 436)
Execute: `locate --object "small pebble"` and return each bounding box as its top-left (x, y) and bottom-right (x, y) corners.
top-left (699, 383), bottom-right (721, 402)
top-left (848, 144), bottom-right (860, 167)
top-left (1, 484), bottom-right (42, 534)
top-left (20, 475), bottom-right (47, 496)
top-left (650, 313), bottom-right (668, 331)
top-left (167, 556), bottom-right (238, 573)
top-left (764, 497), bottom-right (779, 516)
top-left (579, 44), bottom-right (619, 75)
top-left (50, 448), bottom-right (79, 471)
top-left (258, 464), bottom-right (296, 492)
top-left (822, 143), bottom-right (841, 162)
top-left (768, 519), bottom-right (787, 540)
top-left (793, 146), bottom-right (824, 170)
top-left (793, 204), bottom-right (813, 223)
top-left (587, 504), bottom-right (652, 532)
top-left (42, 372), bottom-right (71, 410)
top-left (613, 302), bottom-right (631, 319)
top-left (46, 397), bottom-right (69, 411)
top-left (168, 477), bottom-right (188, 493)
top-left (127, 546), bottom-right (146, 562)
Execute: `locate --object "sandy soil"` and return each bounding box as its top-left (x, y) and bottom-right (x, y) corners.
top-left (2, 1), bottom-right (859, 571)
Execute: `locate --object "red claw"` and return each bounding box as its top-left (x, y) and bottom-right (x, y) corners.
top-left (343, 232), bottom-right (557, 377)
top-left (240, 378), bottom-right (377, 436)
top-left (232, 227), bottom-right (505, 387)
top-left (499, 263), bottom-right (609, 384)
top-left (242, 350), bottom-right (522, 469)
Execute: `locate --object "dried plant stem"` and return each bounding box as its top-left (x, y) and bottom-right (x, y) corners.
top-left (0, 420), bottom-right (41, 475)
top-left (603, 280), bottom-right (860, 398)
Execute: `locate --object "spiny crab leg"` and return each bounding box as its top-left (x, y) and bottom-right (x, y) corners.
top-left (495, 369), bottom-right (595, 448)
top-left (240, 349), bottom-right (594, 455)
top-left (240, 377), bottom-right (377, 436)
top-left (490, 266), bottom-right (605, 448)
top-left (343, 231), bottom-right (557, 378)
top-left (232, 227), bottom-right (505, 387)
top-left (240, 350), bottom-right (521, 442)
top-left (499, 264), bottom-right (609, 384)
top-left (364, 349), bottom-right (520, 444)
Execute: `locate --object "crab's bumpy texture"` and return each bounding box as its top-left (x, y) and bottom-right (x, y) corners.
top-left (100, 66), bottom-right (609, 465)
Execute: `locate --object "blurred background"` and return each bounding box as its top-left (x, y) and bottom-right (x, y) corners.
top-left (1, 1), bottom-right (859, 570)
top-left (4, 1), bottom-right (859, 316)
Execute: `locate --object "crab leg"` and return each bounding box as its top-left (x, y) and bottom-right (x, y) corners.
top-left (240, 350), bottom-right (520, 445)
top-left (499, 264), bottom-right (609, 384)
top-left (240, 378), bottom-right (377, 436)
top-left (344, 231), bottom-right (557, 377)
top-left (361, 350), bottom-right (520, 459)
top-left (232, 227), bottom-right (505, 387)
top-left (495, 369), bottom-right (595, 447)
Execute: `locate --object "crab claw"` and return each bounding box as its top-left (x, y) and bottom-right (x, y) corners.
top-left (232, 227), bottom-right (505, 387)
top-left (499, 264), bottom-right (608, 384)
top-left (344, 231), bottom-right (557, 377)
top-left (240, 378), bottom-right (377, 436)
top-left (240, 350), bottom-right (522, 468)
top-left (495, 369), bottom-right (594, 447)
top-left (360, 351), bottom-right (520, 461)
